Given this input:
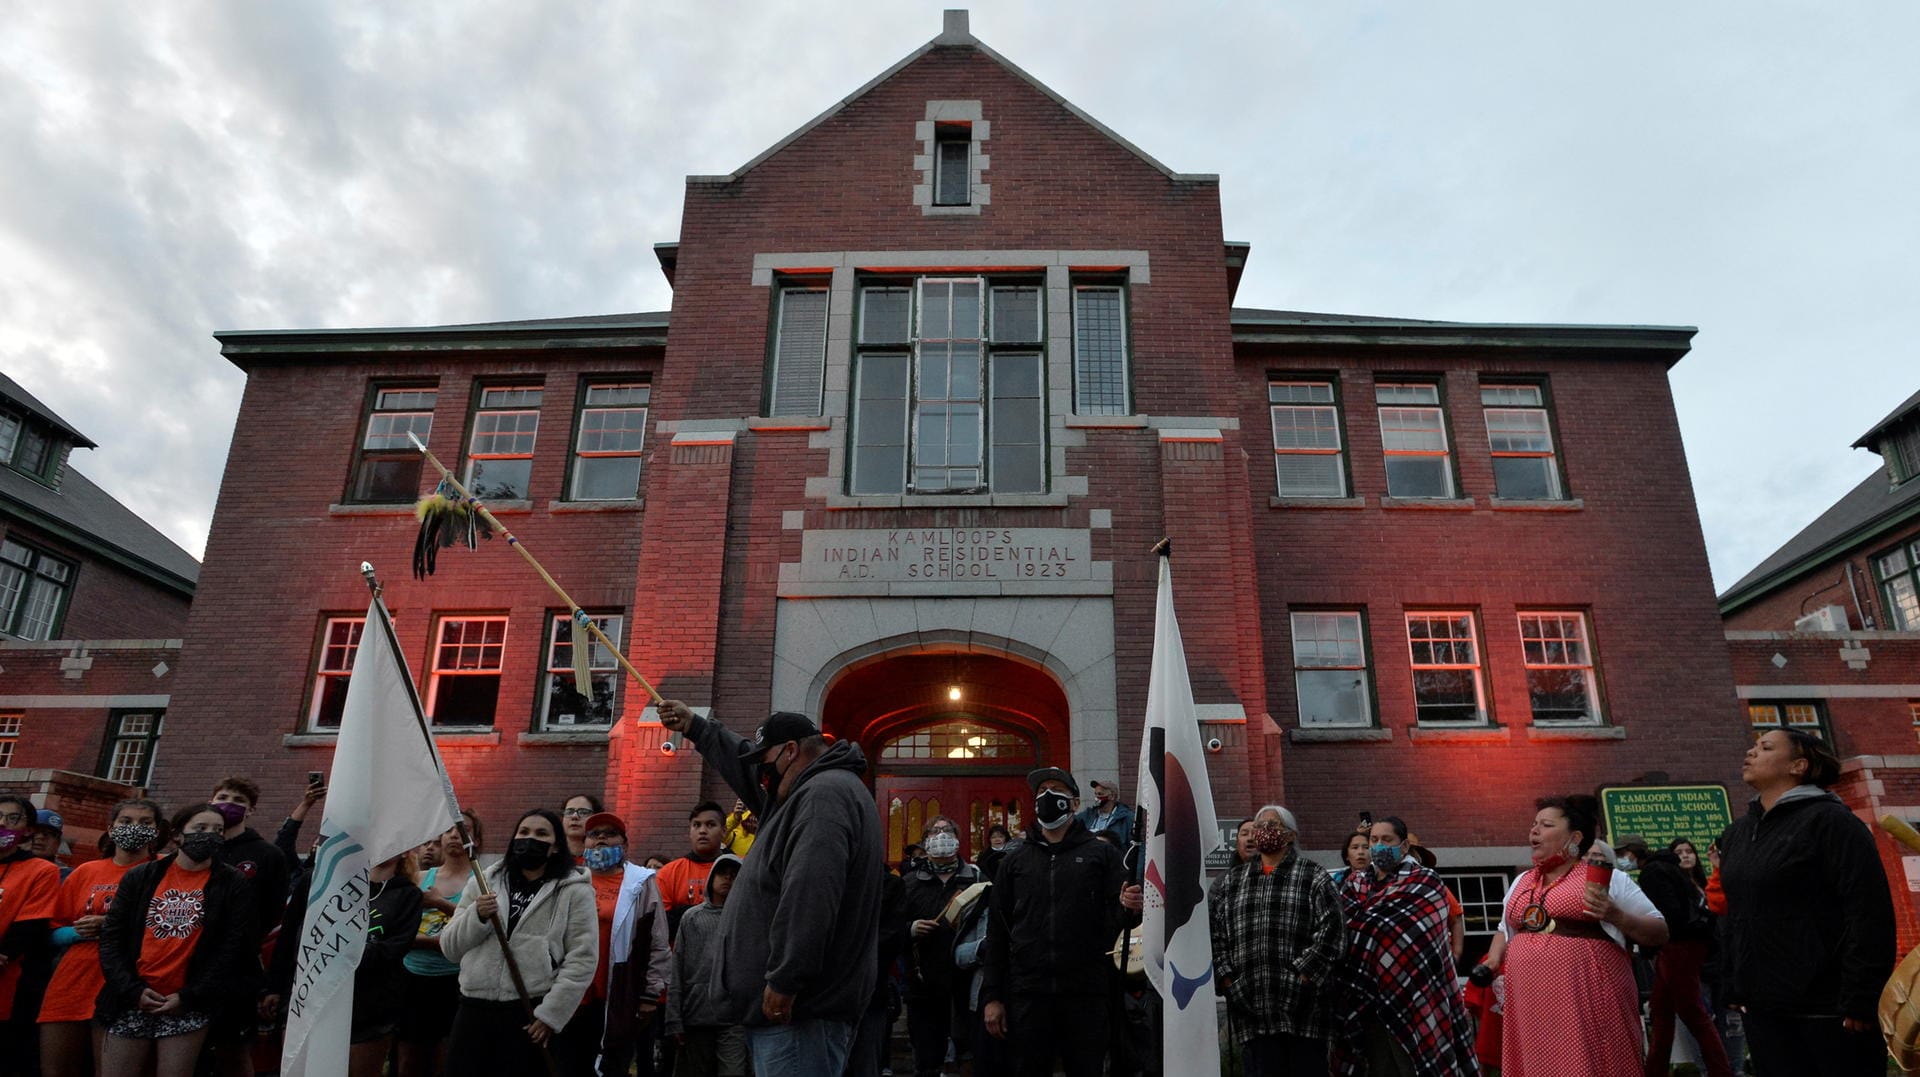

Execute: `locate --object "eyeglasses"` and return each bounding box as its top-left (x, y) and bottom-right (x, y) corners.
top-left (0, 811), bottom-right (26, 826)
top-left (561, 808), bottom-right (595, 818)
top-left (927, 826), bottom-right (958, 835)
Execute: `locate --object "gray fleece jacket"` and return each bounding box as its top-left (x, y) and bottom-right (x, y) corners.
top-left (687, 714), bottom-right (884, 1026)
top-left (439, 864), bottom-right (598, 1031)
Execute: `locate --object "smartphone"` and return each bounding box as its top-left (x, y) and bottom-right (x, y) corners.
top-left (1358, 811), bottom-right (1373, 829)
top-left (307, 771), bottom-right (324, 788)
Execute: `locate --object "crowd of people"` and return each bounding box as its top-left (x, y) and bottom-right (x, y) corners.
top-left (0, 720), bottom-right (1900, 1077)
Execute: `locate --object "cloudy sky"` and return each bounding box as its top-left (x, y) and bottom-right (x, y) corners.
top-left (2, 2), bottom-right (1914, 590)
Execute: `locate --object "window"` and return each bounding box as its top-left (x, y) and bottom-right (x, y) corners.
top-left (0, 408), bottom-right (55, 482)
top-left (848, 278), bottom-right (1046, 495)
top-left (0, 713), bottom-right (19, 767)
top-left (307, 617), bottom-right (365, 730)
top-left (1072, 286), bottom-right (1129, 416)
top-left (0, 539), bottom-right (74, 640)
top-left (541, 613), bottom-right (622, 728)
top-left (933, 124), bottom-right (971, 206)
top-left (569, 383), bottom-right (649, 501)
top-left (465, 386), bottom-right (543, 500)
top-left (1291, 611), bottom-right (1371, 727)
top-left (1886, 421), bottom-right (1920, 485)
top-left (427, 616), bottom-right (508, 727)
top-left (1518, 612), bottom-right (1601, 723)
top-left (1377, 383), bottom-right (1454, 498)
top-left (350, 387), bottom-right (436, 502)
top-left (1442, 870), bottom-right (1516, 969)
top-left (1910, 701), bottom-right (1920, 747)
top-left (1482, 384), bottom-right (1564, 500)
top-left (1876, 540), bottom-right (1920, 630)
top-left (100, 711), bottom-right (162, 785)
top-left (1270, 381), bottom-right (1347, 497)
top-left (1747, 700), bottom-right (1826, 738)
top-left (1406, 612), bottom-right (1486, 723)
top-left (880, 719), bottom-right (1035, 762)
top-left (768, 288), bottom-right (829, 417)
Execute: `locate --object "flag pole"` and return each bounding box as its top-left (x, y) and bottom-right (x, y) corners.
top-left (360, 563), bottom-right (562, 1077)
top-left (406, 432), bottom-right (666, 708)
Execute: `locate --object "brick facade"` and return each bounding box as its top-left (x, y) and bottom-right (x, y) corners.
top-left (157, 19), bottom-right (1745, 871)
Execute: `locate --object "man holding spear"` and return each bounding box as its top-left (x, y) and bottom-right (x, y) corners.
top-left (656, 703), bottom-right (884, 1077)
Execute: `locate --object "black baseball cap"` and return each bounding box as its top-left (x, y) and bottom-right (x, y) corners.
top-left (741, 711), bottom-right (819, 759)
top-left (1026, 766), bottom-right (1079, 796)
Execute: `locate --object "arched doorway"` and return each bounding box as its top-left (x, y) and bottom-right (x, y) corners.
top-left (822, 649), bottom-right (1070, 864)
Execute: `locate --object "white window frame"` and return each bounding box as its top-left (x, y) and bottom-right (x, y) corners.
top-left (306, 617), bottom-right (365, 732)
top-left (1517, 611), bottom-right (1602, 725)
top-left (102, 711), bottom-right (162, 785)
top-left (1071, 285), bottom-right (1129, 416)
top-left (0, 712), bottom-right (20, 768)
top-left (1482, 384), bottom-right (1564, 500)
top-left (1405, 611), bottom-right (1487, 724)
top-left (352, 386), bottom-right (437, 503)
top-left (1876, 541), bottom-right (1920, 631)
top-left (1290, 610), bottom-right (1372, 728)
top-left (1747, 700), bottom-right (1825, 738)
top-left (769, 289), bottom-right (830, 417)
top-left (1270, 380), bottom-right (1347, 498)
top-left (912, 278), bottom-right (987, 493)
top-left (427, 615), bottom-right (509, 728)
top-left (1377, 383), bottom-right (1455, 498)
top-left (464, 386), bottom-right (543, 501)
top-left (569, 383), bottom-right (650, 501)
top-left (539, 613), bottom-right (623, 729)
top-left (0, 539), bottom-right (74, 641)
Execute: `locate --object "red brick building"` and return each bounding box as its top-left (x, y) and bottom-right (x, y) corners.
top-left (158, 12), bottom-right (1746, 954)
top-left (0, 370), bottom-right (199, 848)
top-left (1719, 387), bottom-right (1920, 949)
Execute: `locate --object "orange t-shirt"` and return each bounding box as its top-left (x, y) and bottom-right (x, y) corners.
top-left (582, 870), bottom-right (623, 1005)
top-left (654, 857), bottom-right (715, 916)
top-left (1445, 887), bottom-right (1463, 919)
top-left (38, 857), bottom-right (140, 1023)
top-left (137, 861), bottom-right (212, 998)
top-left (0, 853), bottom-right (61, 1014)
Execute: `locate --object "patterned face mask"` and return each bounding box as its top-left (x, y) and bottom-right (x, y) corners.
top-left (1253, 821), bottom-right (1291, 855)
top-left (110, 823), bottom-right (158, 852)
top-left (584, 845), bottom-right (625, 872)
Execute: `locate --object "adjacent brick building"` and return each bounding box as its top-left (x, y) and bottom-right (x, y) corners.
top-left (1720, 387), bottom-right (1920, 949)
top-left (159, 12), bottom-right (1748, 957)
top-left (0, 370), bottom-right (200, 849)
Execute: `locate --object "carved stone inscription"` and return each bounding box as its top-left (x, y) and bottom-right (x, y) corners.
top-left (800, 528), bottom-right (1091, 583)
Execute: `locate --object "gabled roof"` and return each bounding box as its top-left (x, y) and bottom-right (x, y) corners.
top-left (694, 10), bottom-right (1216, 186)
top-left (0, 371), bottom-right (96, 448)
top-left (1854, 388), bottom-right (1920, 449)
top-left (1, 462), bottom-right (199, 596)
top-left (1717, 462), bottom-right (1920, 614)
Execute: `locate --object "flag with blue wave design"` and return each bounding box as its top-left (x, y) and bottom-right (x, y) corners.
top-left (282, 596), bottom-right (458, 1077)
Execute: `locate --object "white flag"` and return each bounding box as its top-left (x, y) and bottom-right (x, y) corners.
top-left (282, 598), bottom-right (459, 1077)
top-left (1134, 555), bottom-right (1221, 1073)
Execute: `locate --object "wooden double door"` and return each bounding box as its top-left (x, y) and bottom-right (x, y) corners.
top-left (876, 774), bottom-right (1030, 867)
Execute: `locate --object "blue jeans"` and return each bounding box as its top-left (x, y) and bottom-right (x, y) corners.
top-left (746, 1019), bottom-right (853, 1077)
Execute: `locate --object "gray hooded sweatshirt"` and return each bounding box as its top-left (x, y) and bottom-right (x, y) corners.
top-left (686, 713), bottom-right (884, 1026)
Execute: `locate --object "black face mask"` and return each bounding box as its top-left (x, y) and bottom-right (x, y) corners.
top-left (1035, 791), bottom-right (1073, 830)
top-left (508, 837), bottom-right (551, 870)
top-left (180, 832), bottom-right (224, 862)
top-left (756, 746), bottom-right (790, 800)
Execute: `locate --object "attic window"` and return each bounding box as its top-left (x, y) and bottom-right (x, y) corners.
top-left (0, 408), bottom-right (55, 484)
top-left (934, 124), bottom-right (972, 206)
top-left (1888, 420), bottom-right (1920, 485)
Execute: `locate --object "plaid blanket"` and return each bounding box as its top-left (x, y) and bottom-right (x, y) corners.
top-left (1328, 860), bottom-right (1479, 1077)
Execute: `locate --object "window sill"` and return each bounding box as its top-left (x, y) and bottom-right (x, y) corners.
top-left (1380, 497), bottom-right (1475, 511)
top-left (547, 499), bottom-right (644, 514)
top-left (1270, 496), bottom-right (1365, 510)
top-left (1525, 724), bottom-right (1624, 741)
top-left (1063, 414), bottom-right (1149, 429)
top-left (823, 492), bottom-right (1071, 509)
top-left (474, 500), bottom-right (532, 514)
top-left (282, 733), bottom-right (338, 747)
top-left (746, 416), bottom-right (833, 432)
top-left (1289, 727), bottom-right (1392, 743)
top-left (517, 730), bottom-right (611, 745)
top-left (1491, 497), bottom-right (1584, 512)
top-left (1407, 725), bottom-right (1511, 743)
top-left (328, 503), bottom-right (416, 516)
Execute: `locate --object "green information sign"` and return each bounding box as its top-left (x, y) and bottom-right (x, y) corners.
top-left (1600, 784), bottom-right (1734, 849)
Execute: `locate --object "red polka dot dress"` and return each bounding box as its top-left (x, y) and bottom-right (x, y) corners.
top-left (1501, 866), bottom-right (1644, 1076)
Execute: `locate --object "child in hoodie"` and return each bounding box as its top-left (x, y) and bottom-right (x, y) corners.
top-left (664, 854), bottom-right (746, 1077)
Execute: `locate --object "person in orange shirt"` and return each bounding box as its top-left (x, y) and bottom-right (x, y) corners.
top-left (0, 793), bottom-right (63, 1077)
top-left (37, 797), bottom-right (163, 1077)
top-left (552, 812), bottom-right (668, 1077)
top-left (654, 801), bottom-right (728, 937)
top-left (96, 803), bottom-right (256, 1077)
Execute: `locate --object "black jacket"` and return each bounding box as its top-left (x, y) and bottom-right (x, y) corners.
top-left (981, 822), bottom-right (1132, 1003)
top-left (1717, 788), bottom-right (1896, 1021)
top-left (897, 861), bottom-right (984, 998)
top-left (220, 826), bottom-right (289, 952)
top-left (96, 855), bottom-right (256, 1022)
top-left (688, 714), bottom-right (885, 1026)
top-left (1636, 851), bottom-right (1711, 947)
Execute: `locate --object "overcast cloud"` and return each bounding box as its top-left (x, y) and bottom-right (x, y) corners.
top-left (1, 2), bottom-right (1914, 591)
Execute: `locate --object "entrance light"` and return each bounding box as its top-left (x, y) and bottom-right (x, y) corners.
top-left (947, 686), bottom-right (962, 701)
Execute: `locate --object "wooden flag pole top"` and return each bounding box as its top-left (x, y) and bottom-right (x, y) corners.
top-left (407, 432), bottom-right (667, 708)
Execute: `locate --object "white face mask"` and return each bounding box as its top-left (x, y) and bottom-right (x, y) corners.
top-left (924, 832), bottom-right (960, 860)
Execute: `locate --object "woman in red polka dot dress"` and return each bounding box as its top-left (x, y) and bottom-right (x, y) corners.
top-left (1473, 794), bottom-right (1669, 1077)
